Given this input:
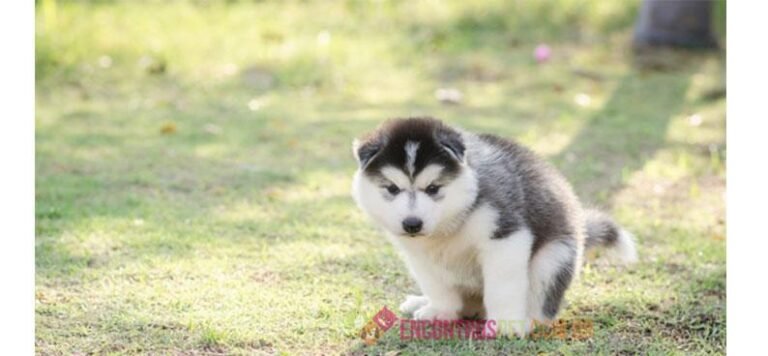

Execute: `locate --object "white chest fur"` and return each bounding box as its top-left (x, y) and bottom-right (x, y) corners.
top-left (392, 204), bottom-right (499, 292)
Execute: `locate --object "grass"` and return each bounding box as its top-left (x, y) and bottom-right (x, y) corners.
top-left (36, 0), bottom-right (725, 354)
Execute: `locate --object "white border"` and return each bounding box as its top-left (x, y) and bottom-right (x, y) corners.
top-left (727, 0), bottom-right (768, 354)
top-left (0, 1), bottom-right (34, 354)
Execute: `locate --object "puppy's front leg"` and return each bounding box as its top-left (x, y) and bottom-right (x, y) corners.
top-left (403, 255), bottom-right (462, 320)
top-left (481, 229), bottom-right (534, 338)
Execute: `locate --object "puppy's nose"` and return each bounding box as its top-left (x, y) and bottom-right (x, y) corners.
top-left (402, 217), bottom-right (423, 234)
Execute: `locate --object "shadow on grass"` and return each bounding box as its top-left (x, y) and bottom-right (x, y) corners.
top-left (553, 69), bottom-right (692, 208)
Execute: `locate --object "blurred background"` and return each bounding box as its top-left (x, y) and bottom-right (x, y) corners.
top-left (36, 0), bottom-right (726, 354)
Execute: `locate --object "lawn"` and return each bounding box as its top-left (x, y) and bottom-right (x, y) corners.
top-left (35, 1), bottom-right (725, 354)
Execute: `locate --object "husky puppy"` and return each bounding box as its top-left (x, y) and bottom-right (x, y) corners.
top-left (351, 118), bottom-right (637, 337)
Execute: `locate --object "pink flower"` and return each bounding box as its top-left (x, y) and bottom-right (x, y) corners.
top-left (534, 44), bottom-right (551, 63)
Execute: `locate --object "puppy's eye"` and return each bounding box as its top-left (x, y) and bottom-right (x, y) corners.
top-left (425, 184), bottom-right (441, 195)
top-left (386, 184), bottom-right (400, 195)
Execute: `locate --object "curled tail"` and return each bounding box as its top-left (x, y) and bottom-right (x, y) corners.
top-left (584, 209), bottom-right (638, 264)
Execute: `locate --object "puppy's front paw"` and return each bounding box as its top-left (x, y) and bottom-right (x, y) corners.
top-left (494, 318), bottom-right (533, 338)
top-left (413, 304), bottom-right (458, 320)
top-left (399, 295), bottom-right (429, 315)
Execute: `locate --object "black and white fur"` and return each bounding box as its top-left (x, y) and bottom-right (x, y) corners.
top-left (351, 118), bottom-right (637, 337)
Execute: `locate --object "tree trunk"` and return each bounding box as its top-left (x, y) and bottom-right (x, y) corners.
top-left (633, 0), bottom-right (718, 49)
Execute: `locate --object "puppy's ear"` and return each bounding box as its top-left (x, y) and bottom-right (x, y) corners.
top-left (435, 127), bottom-right (465, 162)
top-left (352, 135), bottom-right (384, 167)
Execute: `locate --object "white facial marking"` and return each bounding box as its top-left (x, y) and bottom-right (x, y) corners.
top-left (380, 166), bottom-right (410, 189)
top-left (413, 164), bottom-right (444, 188)
top-left (352, 157), bottom-right (478, 238)
top-left (405, 141), bottom-right (420, 177)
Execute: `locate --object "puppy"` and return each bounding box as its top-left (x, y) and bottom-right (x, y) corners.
top-left (351, 117), bottom-right (637, 337)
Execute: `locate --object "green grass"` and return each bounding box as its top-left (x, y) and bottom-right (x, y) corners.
top-left (36, 1), bottom-right (725, 354)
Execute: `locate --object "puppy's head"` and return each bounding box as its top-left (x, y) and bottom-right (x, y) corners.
top-left (351, 118), bottom-right (478, 238)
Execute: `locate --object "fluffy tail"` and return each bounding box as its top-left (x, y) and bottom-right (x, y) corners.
top-left (584, 209), bottom-right (638, 264)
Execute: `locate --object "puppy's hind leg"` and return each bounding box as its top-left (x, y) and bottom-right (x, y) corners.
top-left (527, 239), bottom-right (579, 323)
top-left (481, 229), bottom-right (534, 337)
